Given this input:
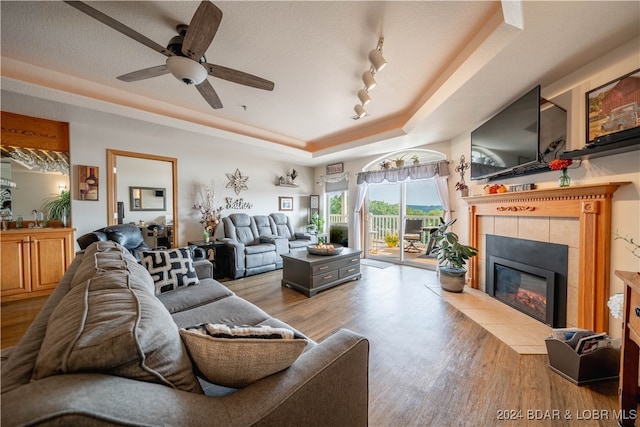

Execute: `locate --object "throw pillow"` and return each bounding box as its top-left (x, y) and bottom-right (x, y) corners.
top-left (32, 269), bottom-right (202, 394)
top-left (141, 247), bottom-right (199, 294)
top-left (180, 323), bottom-right (308, 388)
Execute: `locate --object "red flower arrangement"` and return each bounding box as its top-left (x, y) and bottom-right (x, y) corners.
top-left (548, 158), bottom-right (573, 171)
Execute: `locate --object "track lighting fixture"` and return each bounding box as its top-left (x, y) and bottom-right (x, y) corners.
top-left (357, 89), bottom-right (372, 106)
top-left (354, 104), bottom-right (367, 119)
top-left (369, 47), bottom-right (387, 73)
top-left (362, 71), bottom-right (377, 91)
top-left (352, 37), bottom-right (387, 120)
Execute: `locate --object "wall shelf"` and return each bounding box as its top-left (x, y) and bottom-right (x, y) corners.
top-left (276, 183), bottom-right (298, 188)
top-left (559, 136), bottom-right (639, 161)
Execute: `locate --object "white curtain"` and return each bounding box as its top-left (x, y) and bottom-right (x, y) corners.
top-left (352, 160), bottom-right (450, 250)
top-left (352, 182), bottom-right (369, 251)
top-left (433, 175), bottom-right (451, 221)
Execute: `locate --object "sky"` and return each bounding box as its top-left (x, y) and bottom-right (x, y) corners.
top-left (368, 181), bottom-right (442, 206)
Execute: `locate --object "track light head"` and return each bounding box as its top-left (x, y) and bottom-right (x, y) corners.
top-left (362, 71), bottom-right (377, 91)
top-left (354, 104), bottom-right (367, 119)
top-left (369, 48), bottom-right (387, 73)
top-left (357, 89), bottom-right (372, 106)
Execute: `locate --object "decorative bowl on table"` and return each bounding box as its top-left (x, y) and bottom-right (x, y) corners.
top-left (306, 243), bottom-right (343, 256)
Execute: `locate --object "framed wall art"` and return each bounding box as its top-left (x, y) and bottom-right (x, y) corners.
top-left (78, 165), bottom-right (99, 201)
top-left (279, 196), bottom-right (293, 211)
top-left (326, 162), bottom-right (343, 175)
top-left (586, 68), bottom-right (640, 146)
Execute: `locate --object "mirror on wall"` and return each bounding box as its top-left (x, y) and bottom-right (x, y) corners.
top-left (130, 186), bottom-right (166, 211)
top-left (107, 150), bottom-right (177, 248)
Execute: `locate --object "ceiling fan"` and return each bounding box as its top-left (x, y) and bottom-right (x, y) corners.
top-left (64, 1), bottom-right (274, 110)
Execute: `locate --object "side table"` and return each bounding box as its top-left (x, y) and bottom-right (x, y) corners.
top-left (188, 241), bottom-right (229, 280)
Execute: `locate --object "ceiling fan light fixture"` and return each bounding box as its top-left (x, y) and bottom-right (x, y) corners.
top-left (357, 89), bottom-right (372, 106)
top-left (362, 71), bottom-right (377, 91)
top-left (369, 48), bottom-right (387, 73)
top-left (166, 56), bottom-right (207, 85)
top-left (354, 104), bottom-right (367, 119)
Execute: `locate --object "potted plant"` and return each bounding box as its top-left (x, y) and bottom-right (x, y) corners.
top-left (430, 217), bottom-right (477, 292)
top-left (384, 232), bottom-right (399, 247)
top-left (310, 212), bottom-right (325, 234)
top-left (455, 181), bottom-right (469, 197)
top-left (391, 154), bottom-right (407, 168)
top-left (411, 155), bottom-right (420, 165)
top-left (41, 190), bottom-right (71, 227)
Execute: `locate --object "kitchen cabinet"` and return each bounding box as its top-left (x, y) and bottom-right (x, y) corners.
top-left (0, 228), bottom-right (75, 301)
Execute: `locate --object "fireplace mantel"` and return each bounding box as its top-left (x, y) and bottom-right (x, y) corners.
top-left (465, 182), bottom-right (630, 332)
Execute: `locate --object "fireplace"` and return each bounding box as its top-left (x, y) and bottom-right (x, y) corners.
top-left (486, 235), bottom-right (568, 328)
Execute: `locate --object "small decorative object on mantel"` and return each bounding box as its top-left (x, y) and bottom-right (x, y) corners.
top-left (454, 155), bottom-right (470, 196)
top-left (411, 155), bottom-right (420, 165)
top-left (549, 159), bottom-right (573, 187)
top-left (226, 168), bottom-right (249, 195)
top-left (193, 185), bottom-right (223, 239)
top-left (508, 183), bottom-right (536, 192)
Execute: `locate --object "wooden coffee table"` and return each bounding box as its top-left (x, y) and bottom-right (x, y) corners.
top-left (281, 248), bottom-right (362, 297)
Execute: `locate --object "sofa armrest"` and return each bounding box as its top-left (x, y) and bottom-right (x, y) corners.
top-left (294, 232), bottom-right (313, 241)
top-left (219, 238), bottom-right (245, 279)
top-left (223, 329), bottom-right (369, 426)
top-left (260, 235), bottom-right (289, 255)
top-left (194, 259), bottom-right (213, 280)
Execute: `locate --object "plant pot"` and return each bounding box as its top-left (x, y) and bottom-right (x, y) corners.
top-left (386, 242), bottom-right (396, 248)
top-left (395, 160), bottom-right (405, 168)
top-left (438, 266), bottom-right (467, 293)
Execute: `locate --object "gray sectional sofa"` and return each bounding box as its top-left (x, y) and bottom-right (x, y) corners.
top-left (1, 241), bottom-right (369, 426)
top-left (221, 213), bottom-right (315, 279)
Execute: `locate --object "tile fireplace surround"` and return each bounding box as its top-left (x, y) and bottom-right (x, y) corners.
top-left (465, 182), bottom-right (629, 333)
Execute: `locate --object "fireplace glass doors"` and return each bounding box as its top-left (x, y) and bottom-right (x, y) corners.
top-left (492, 257), bottom-right (556, 325)
top-left (486, 235), bottom-right (568, 328)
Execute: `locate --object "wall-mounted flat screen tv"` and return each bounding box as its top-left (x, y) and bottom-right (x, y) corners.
top-left (470, 85), bottom-right (567, 180)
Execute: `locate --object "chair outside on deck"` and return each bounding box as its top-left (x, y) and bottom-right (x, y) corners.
top-left (403, 219), bottom-right (423, 253)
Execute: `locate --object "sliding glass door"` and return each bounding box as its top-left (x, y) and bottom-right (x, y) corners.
top-left (367, 179), bottom-right (442, 268)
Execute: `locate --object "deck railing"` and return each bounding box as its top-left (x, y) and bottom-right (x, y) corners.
top-left (326, 214), bottom-right (440, 242)
top-left (368, 215), bottom-right (440, 242)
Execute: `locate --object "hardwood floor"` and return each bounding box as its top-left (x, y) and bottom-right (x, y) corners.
top-left (1, 263), bottom-right (625, 426)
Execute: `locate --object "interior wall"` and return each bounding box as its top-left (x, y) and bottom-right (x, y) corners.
top-left (69, 116), bottom-right (313, 248)
top-left (451, 37), bottom-right (640, 335)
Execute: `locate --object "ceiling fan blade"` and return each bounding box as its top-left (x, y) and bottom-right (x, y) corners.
top-left (117, 65), bottom-right (170, 82)
top-left (203, 63), bottom-right (275, 91)
top-left (64, 1), bottom-right (172, 57)
top-left (182, 1), bottom-right (223, 60)
top-left (196, 80), bottom-right (223, 109)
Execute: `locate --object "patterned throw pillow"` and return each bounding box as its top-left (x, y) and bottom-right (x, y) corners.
top-left (180, 324), bottom-right (308, 388)
top-left (141, 247), bottom-right (199, 294)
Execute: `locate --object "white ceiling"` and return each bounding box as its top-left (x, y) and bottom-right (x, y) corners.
top-left (1, 1), bottom-right (639, 166)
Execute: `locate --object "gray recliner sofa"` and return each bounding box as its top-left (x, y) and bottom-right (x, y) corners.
top-left (1, 241), bottom-right (369, 426)
top-left (269, 212), bottom-right (315, 251)
top-left (221, 213), bottom-right (316, 279)
top-left (221, 213), bottom-right (284, 279)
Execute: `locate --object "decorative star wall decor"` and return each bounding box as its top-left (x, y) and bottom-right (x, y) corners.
top-left (226, 169), bottom-right (249, 195)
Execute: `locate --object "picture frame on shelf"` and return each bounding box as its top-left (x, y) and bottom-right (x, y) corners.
top-left (78, 165), bottom-right (99, 201)
top-left (279, 196), bottom-right (293, 211)
top-left (326, 162), bottom-right (343, 175)
top-left (586, 68), bottom-right (640, 146)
